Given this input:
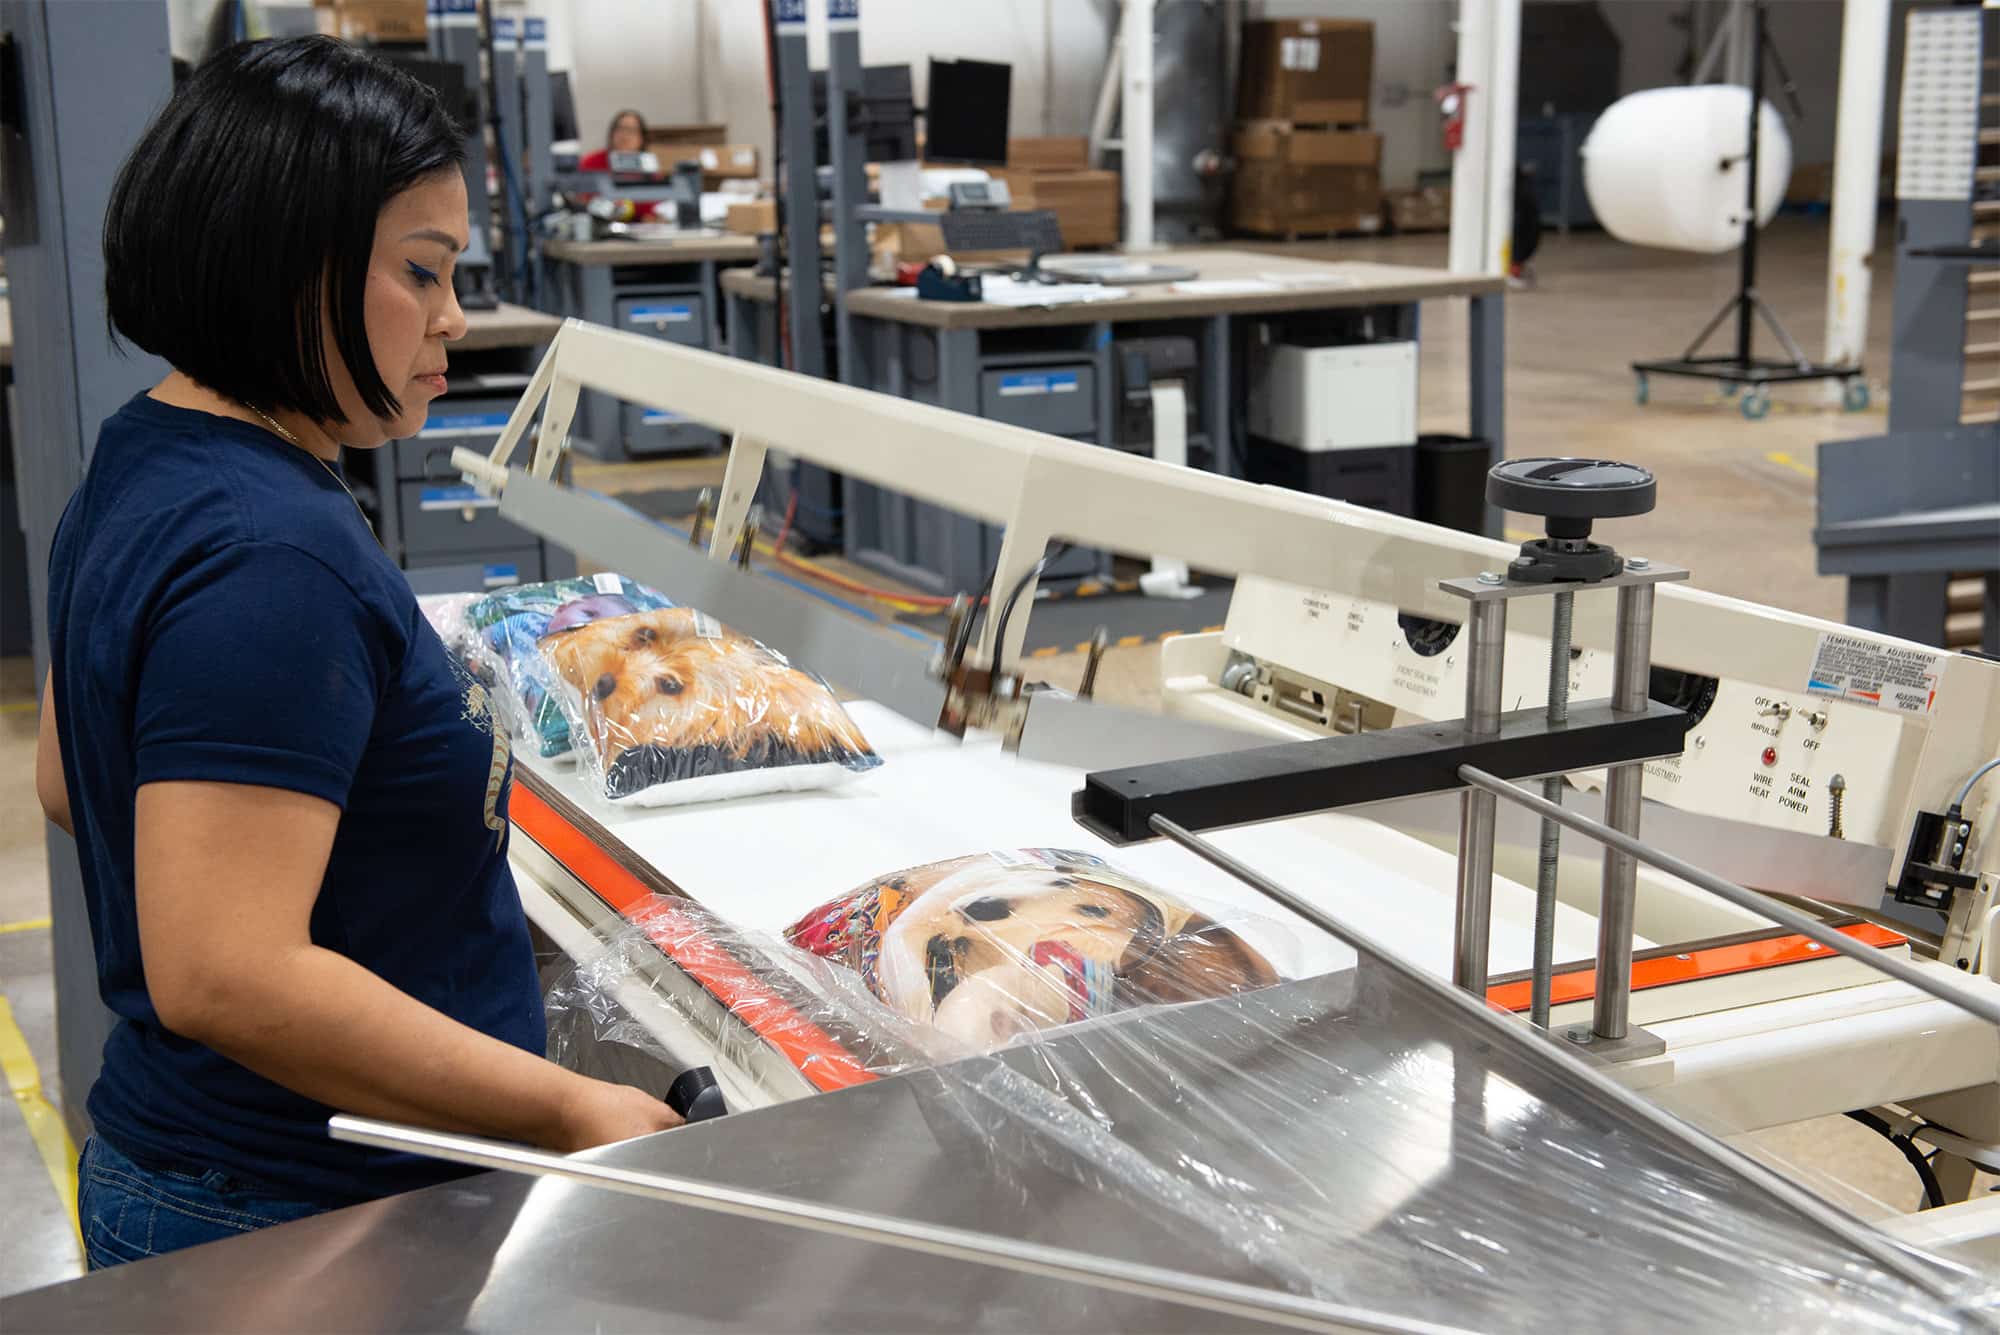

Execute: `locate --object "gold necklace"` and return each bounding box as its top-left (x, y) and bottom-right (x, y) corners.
top-left (245, 404), bottom-right (380, 544)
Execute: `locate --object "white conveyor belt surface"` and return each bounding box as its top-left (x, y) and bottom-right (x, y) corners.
top-left (518, 701), bottom-right (1644, 981)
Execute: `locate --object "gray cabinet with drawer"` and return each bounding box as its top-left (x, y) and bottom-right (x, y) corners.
top-left (612, 293), bottom-right (720, 455)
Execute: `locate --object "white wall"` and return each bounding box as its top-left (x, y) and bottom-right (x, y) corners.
top-left (534, 0), bottom-right (1116, 162)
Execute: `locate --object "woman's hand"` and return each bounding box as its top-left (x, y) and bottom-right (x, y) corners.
top-left (554, 1078), bottom-right (685, 1152)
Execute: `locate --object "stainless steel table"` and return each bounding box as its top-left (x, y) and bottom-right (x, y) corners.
top-left (5, 956), bottom-right (1974, 1333)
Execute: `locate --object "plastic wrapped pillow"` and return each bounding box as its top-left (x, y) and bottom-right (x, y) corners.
top-left (785, 848), bottom-right (1285, 1050)
top-left (539, 606), bottom-right (882, 806)
top-left (465, 575), bottom-right (674, 758)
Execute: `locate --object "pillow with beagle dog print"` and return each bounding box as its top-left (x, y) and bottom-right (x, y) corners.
top-left (538, 604), bottom-right (882, 806)
top-left (785, 849), bottom-right (1284, 1052)
top-left (464, 574), bottom-right (676, 759)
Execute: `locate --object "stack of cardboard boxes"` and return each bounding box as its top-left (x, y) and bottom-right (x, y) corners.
top-left (314, 0), bottom-right (427, 42)
top-left (994, 137), bottom-right (1120, 250)
top-left (1228, 18), bottom-right (1383, 238)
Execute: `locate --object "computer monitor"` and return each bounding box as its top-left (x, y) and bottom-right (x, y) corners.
top-left (924, 58), bottom-right (1009, 166)
top-left (548, 70), bottom-right (579, 143)
top-left (811, 64), bottom-right (917, 164)
top-left (380, 54), bottom-right (475, 134)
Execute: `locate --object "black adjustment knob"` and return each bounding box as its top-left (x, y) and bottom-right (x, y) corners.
top-left (1486, 458), bottom-right (1657, 584)
top-left (1487, 458), bottom-right (1656, 534)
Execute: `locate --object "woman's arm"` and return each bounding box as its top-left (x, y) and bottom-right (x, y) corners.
top-left (135, 779), bottom-right (679, 1152)
top-left (37, 674), bottom-right (72, 836)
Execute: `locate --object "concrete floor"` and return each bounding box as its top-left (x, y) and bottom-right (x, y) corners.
top-left (0, 216), bottom-right (1982, 1301)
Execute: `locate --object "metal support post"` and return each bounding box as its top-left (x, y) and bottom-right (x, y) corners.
top-left (825, 0), bottom-right (870, 385)
top-left (1453, 598), bottom-right (1508, 994)
top-left (1592, 582), bottom-right (1655, 1041)
top-left (773, 0), bottom-right (826, 379)
top-left (1530, 591), bottom-right (1573, 1027)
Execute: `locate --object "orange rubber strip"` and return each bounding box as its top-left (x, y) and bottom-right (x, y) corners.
top-left (1485, 921), bottom-right (1909, 1014)
top-left (510, 785), bottom-right (875, 1093)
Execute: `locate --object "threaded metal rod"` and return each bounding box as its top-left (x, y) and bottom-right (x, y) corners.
top-left (1530, 591), bottom-right (1574, 1028)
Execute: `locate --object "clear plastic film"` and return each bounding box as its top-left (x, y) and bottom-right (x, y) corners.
top-left (536, 603), bottom-right (881, 807)
top-left (461, 575), bottom-right (676, 759)
top-left (543, 849), bottom-right (2000, 1334)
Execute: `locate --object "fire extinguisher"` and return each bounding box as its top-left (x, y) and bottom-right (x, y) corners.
top-left (1435, 81), bottom-right (1474, 152)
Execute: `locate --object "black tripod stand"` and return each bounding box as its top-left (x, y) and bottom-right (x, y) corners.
top-left (1632, 0), bottom-right (1867, 420)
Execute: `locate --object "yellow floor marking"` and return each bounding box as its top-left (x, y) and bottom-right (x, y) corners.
top-left (0, 699), bottom-right (37, 714)
top-left (1503, 528), bottom-right (1538, 543)
top-left (1766, 450), bottom-right (1818, 479)
top-left (0, 995), bottom-right (82, 1257)
top-left (0, 917), bottom-right (53, 935)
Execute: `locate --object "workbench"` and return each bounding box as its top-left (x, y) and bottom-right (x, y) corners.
top-left (724, 249), bottom-right (1506, 594)
top-left (542, 234), bottom-right (760, 459)
top-left (356, 302), bottom-right (576, 596)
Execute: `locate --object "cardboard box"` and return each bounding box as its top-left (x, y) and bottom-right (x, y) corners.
top-left (993, 167), bottom-right (1121, 250)
top-left (1385, 184), bottom-right (1451, 233)
top-left (1007, 136), bottom-right (1091, 171)
top-left (693, 143), bottom-right (760, 181)
top-left (1229, 126), bottom-right (1382, 237)
top-left (1785, 161), bottom-right (1832, 207)
top-left (725, 199), bottom-right (779, 235)
top-left (645, 124), bottom-right (729, 148)
top-left (1237, 19), bottom-right (1373, 127)
top-left (315, 0), bottom-right (427, 43)
top-left (1234, 122), bottom-right (1381, 168)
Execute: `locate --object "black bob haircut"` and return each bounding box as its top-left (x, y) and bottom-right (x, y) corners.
top-left (104, 36), bottom-right (463, 424)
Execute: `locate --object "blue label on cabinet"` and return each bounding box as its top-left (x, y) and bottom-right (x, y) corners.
top-left (482, 564), bottom-right (521, 588)
top-left (420, 410), bottom-right (511, 437)
top-left (640, 409), bottom-right (682, 425)
top-left (628, 305), bottom-right (694, 325)
top-left (997, 371), bottom-right (1080, 397)
top-left (419, 485), bottom-right (499, 511)
top-left (775, 0), bottom-right (807, 28)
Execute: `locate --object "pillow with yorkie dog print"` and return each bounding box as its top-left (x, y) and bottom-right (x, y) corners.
top-left (464, 574), bottom-right (676, 759)
top-left (786, 849), bottom-right (1285, 1052)
top-left (538, 605), bottom-right (882, 806)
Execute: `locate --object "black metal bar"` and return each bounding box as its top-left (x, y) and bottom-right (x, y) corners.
top-left (1736, 0), bottom-right (1764, 369)
top-left (1072, 700), bottom-right (1687, 845)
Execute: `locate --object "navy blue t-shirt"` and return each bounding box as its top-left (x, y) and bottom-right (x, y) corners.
top-left (48, 393), bottom-right (544, 1205)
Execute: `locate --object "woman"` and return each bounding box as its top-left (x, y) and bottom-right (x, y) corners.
top-left (35, 37), bottom-right (679, 1270)
top-left (578, 107), bottom-right (649, 173)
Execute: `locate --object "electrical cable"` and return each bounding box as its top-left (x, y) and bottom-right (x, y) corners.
top-left (1845, 1110), bottom-right (1946, 1210)
top-left (1950, 758), bottom-right (2000, 813)
top-left (765, 493), bottom-right (971, 612)
top-left (991, 543), bottom-right (1073, 664)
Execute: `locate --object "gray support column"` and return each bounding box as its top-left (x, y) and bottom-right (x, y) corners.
top-left (1845, 571), bottom-right (1952, 647)
top-left (0, 0), bottom-right (173, 1142)
top-left (1887, 201), bottom-right (1972, 435)
top-left (1202, 315), bottom-right (1232, 477)
top-left (521, 17), bottom-right (554, 225)
top-left (433, 0), bottom-right (496, 300)
top-left (825, 0), bottom-right (870, 385)
top-left (1468, 293), bottom-right (1506, 537)
top-left (1986, 574), bottom-right (2000, 658)
top-left (773, 0), bottom-right (825, 379)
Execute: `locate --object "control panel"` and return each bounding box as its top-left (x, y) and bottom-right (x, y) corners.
top-left (1221, 577), bottom-right (1917, 846)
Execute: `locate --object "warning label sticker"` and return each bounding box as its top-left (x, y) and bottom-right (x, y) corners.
top-left (1805, 632), bottom-right (1943, 715)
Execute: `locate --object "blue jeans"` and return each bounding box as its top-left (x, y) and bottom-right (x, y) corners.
top-left (78, 1135), bottom-right (331, 1269)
